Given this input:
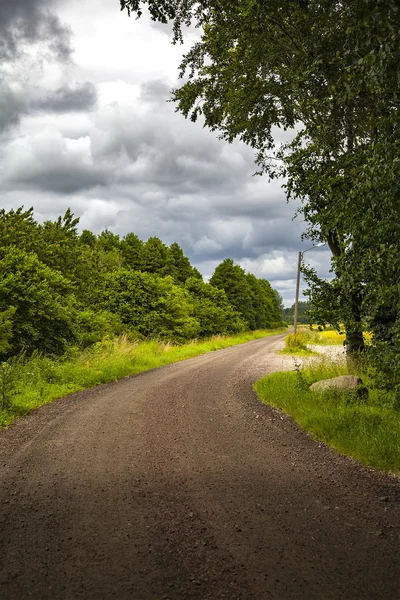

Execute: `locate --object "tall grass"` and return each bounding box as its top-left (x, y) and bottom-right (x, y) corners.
top-left (0, 328), bottom-right (286, 428)
top-left (254, 358), bottom-right (400, 474)
top-left (281, 327), bottom-right (373, 354)
top-left (280, 331), bottom-right (318, 355)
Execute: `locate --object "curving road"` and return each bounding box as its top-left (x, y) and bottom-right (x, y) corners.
top-left (0, 334), bottom-right (399, 599)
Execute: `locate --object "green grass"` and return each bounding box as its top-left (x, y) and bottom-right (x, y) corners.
top-left (280, 327), bottom-right (372, 353)
top-left (278, 331), bottom-right (319, 356)
top-left (254, 359), bottom-right (400, 475)
top-left (0, 328), bottom-right (286, 428)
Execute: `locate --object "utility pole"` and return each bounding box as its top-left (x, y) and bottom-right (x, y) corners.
top-left (293, 251), bottom-right (302, 336)
top-left (293, 242), bottom-right (326, 336)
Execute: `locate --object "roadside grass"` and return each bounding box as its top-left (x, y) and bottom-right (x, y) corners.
top-left (279, 331), bottom-right (318, 356)
top-left (280, 328), bottom-right (373, 356)
top-left (254, 358), bottom-right (400, 474)
top-left (0, 328), bottom-right (286, 428)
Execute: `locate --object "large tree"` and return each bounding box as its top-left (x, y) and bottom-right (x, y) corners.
top-left (120, 0), bottom-right (400, 391)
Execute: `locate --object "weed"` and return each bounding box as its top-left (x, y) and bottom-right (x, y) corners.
top-left (294, 360), bottom-right (309, 391)
top-left (279, 331), bottom-right (318, 356)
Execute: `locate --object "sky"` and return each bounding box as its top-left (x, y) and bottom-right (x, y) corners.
top-left (0, 0), bottom-right (332, 306)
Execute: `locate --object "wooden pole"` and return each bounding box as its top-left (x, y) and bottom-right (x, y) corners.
top-left (293, 251), bottom-right (302, 335)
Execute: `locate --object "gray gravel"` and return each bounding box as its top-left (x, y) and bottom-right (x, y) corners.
top-left (0, 334), bottom-right (399, 599)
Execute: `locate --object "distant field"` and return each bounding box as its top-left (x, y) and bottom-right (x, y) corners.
top-left (305, 327), bottom-right (372, 345)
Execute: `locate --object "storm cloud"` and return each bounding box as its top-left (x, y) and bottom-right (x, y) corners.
top-left (0, 0), bottom-right (74, 133)
top-left (0, 0), bottom-right (333, 306)
top-left (0, 0), bottom-right (72, 62)
top-left (36, 82), bottom-right (98, 113)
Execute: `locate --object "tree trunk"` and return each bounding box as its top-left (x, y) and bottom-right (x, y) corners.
top-left (344, 297), bottom-right (365, 369)
top-left (327, 231), bottom-right (365, 362)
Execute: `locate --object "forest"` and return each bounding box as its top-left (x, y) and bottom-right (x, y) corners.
top-left (0, 207), bottom-right (284, 362)
top-left (283, 302), bottom-right (311, 325)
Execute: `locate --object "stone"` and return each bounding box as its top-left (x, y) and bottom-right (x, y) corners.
top-left (310, 375), bottom-right (368, 397)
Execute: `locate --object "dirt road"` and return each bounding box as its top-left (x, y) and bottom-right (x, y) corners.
top-left (0, 335), bottom-right (399, 599)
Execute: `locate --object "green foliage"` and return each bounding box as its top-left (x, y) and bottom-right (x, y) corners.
top-left (74, 309), bottom-right (125, 348)
top-left (0, 248), bottom-right (77, 355)
top-left (38, 209), bottom-right (82, 279)
top-left (0, 207), bottom-right (283, 365)
top-left (168, 242), bottom-right (201, 283)
top-left (281, 332), bottom-right (316, 356)
top-left (80, 229), bottom-right (97, 247)
top-left (283, 301), bottom-right (311, 325)
top-left (0, 306), bottom-right (16, 358)
top-left (0, 355), bottom-right (24, 411)
top-left (210, 259), bottom-right (283, 330)
top-left (246, 274), bottom-right (282, 328)
top-left (120, 0), bottom-right (400, 397)
top-left (141, 236), bottom-right (171, 275)
top-left (102, 269), bottom-right (200, 341)
top-left (210, 259), bottom-right (255, 328)
top-left (273, 289), bottom-right (284, 318)
top-left (121, 232), bottom-right (143, 270)
top-left (0, 206), bottom-right (40, 257)
top-left (185, 277), bottom-right (246, 336)
top-left (97, 229), bottom-right (121, 252)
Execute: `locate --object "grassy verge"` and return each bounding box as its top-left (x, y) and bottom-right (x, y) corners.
top-left (278, 331), bottom-right (318, 356)
top-left (254, 358), bottom-right (400, 475)
top-left (0, 328), bottom-right (286, 428)
top-left (279, 328), bottom-right (372, 355)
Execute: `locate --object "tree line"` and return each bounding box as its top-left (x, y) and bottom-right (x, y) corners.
top-left (120, 0), bottom-right (400, 400)
top-left (0, 207), bottom-right (283, 359)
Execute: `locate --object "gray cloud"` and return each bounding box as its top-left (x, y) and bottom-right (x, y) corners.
top-left (0, 0), bottom-right (72, 62)
top-left (36, 82), bottom-right (98, 113)
top-left (0, 80), bottom-right (26, 133)
top-left (0, 0), bottom-right (74, 133)
top-left (0, 3), bottom-right (332, 306)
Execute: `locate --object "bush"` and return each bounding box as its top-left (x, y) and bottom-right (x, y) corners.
top-left (284, 332), bottom-right (311, 351)
top-left (102, 270), bottom-right (200, 341)
top-left (0, 248), bottom-right (77, 356)
top-left (75, 309), bottom-right (125, 348)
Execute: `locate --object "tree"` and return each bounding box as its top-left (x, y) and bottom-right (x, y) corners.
top-left (80, 229), bottom-right (97, 248)
top-left (0, 207), bottom-right (40, 257)
top-left (121, 232), bottom-right (143, 271)
top-left (273, 289), bottom-right (285, 319)
top-left (283, 301), bottom-right (311, 325)
top-left (102, 270), bottom-right (200, 341)
top-left (185, 277), bottom-right (246, 336)
top-left (0, 248), bottom-right (77, 355)
top-left (168, 242), bottom-right (202, 283)
top-left (38, 209), bottom-right (82, 281)
top-left (97, 229), bottom-right (121, 252)
top-left (121, 1), bottom-right (400, 390)
top-left (141, 236), bottom-right (171, 276)
top-left (210, 259), bottom-right (255, 329)
top-left (246, 274), bottom-right (282, 329)
top-left (0, 307), bottom-right (16, 359)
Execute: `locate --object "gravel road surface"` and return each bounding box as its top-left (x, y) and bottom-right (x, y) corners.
top-left (0, 334), bottom-right (399, 599)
